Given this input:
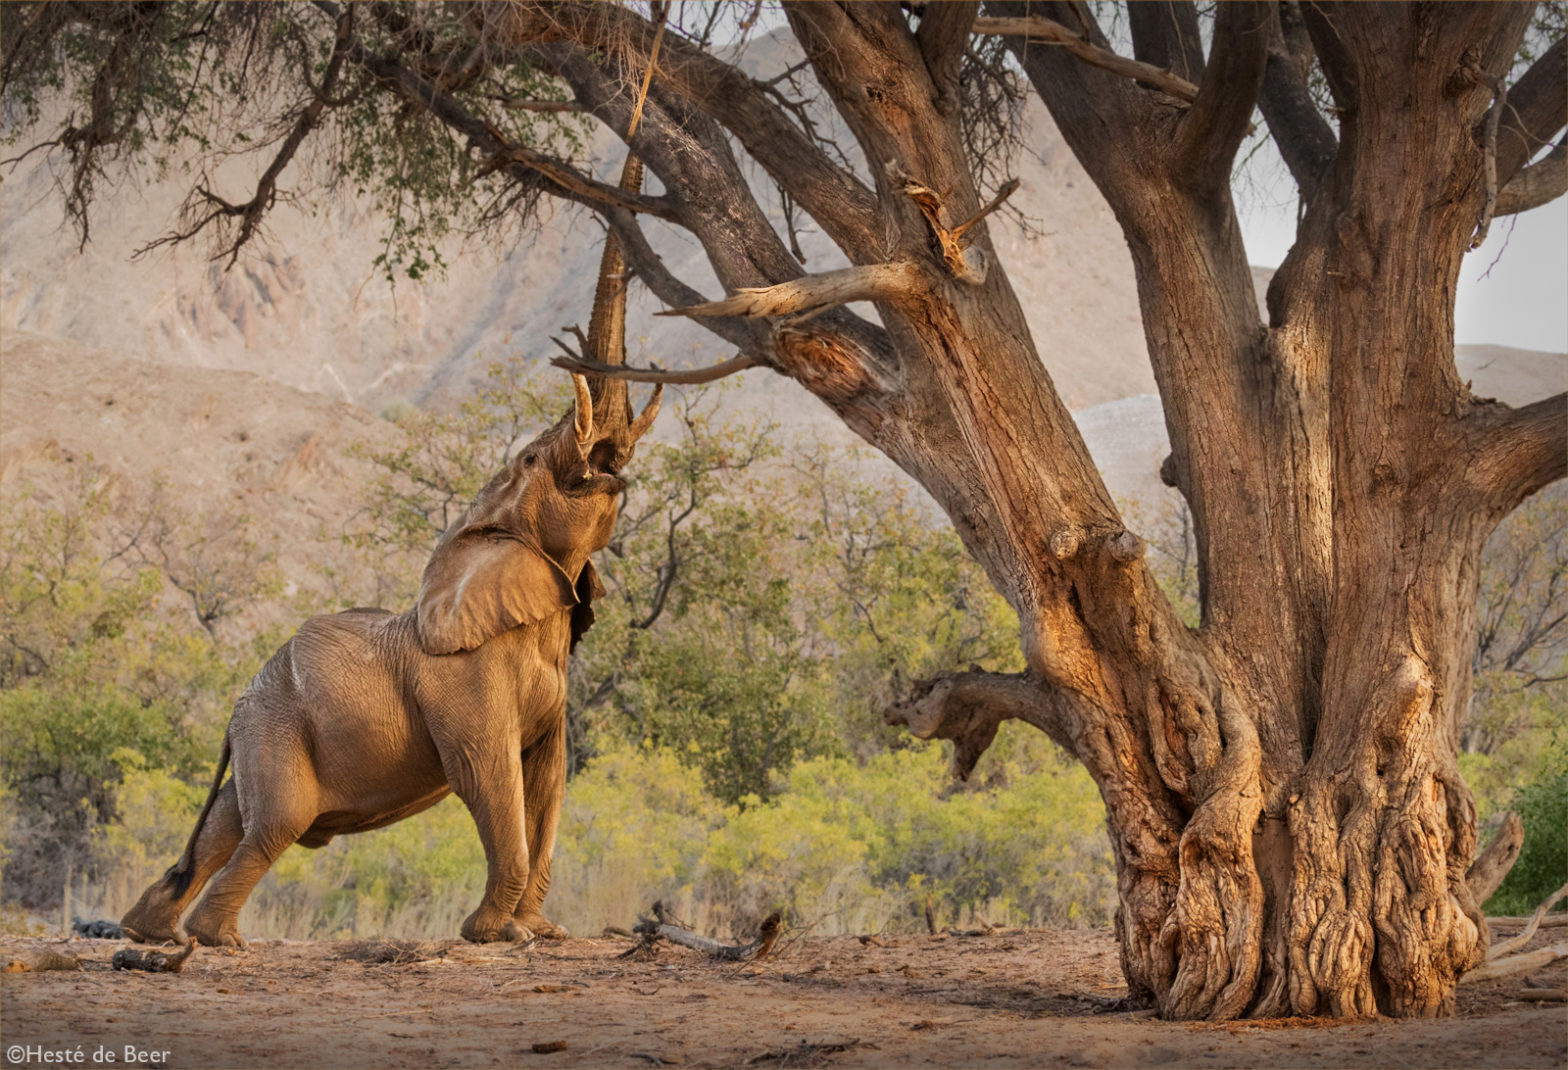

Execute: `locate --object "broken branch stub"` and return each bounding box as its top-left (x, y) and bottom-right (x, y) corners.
top-left (893, 171), bottom-right (1015, 285)
top-left (1467, 810), bottom-right (1524, 904)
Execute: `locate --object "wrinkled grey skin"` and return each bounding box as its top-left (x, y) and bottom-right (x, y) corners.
top-left (121, 375), bottom-right (660, 947)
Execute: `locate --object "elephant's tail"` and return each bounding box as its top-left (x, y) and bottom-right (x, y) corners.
top-left (165, 737), bottom-right (231, 898)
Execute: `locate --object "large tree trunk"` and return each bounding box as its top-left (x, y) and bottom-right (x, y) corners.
top-left (474, 0), bottom-right (1566, 1020)
top-left (10, 0), bottom-right (1561, 1023)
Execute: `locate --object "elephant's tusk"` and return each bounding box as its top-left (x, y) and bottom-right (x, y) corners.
top-left (571, 373), bottom-right (594, 449)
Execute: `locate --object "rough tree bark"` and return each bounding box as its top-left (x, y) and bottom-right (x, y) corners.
top-left (465, 1), bottom-right (1563, 1020)
top-left (11, 0), bottom-right (1564, 1022)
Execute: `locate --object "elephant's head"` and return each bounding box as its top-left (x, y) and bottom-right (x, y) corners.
top-left (415, 373), bottom-right (662, 656)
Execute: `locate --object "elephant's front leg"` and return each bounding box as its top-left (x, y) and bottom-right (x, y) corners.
top-left (514, 723), bottom-right (569, 939)
top-left (443, 744), bottom-right (532, 943)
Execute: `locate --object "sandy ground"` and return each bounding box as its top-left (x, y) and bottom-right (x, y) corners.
top-left (2, 926), bottom-right (1563, 1069)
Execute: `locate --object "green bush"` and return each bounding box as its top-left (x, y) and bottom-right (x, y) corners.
top-left (1486, 740), bottom-right (1568, 916)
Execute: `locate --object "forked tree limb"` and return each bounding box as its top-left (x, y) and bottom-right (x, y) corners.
top-left (550, 353), bottom-right (758, 384)
top-left (1488, 882), bottom-right (1568, 961)
top-left (1467, 810), bottom-right (1524, 904)
top-left (657, 263), bottom-right (928, 320)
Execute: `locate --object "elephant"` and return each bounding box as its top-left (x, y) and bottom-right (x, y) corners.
top-left (120, 372), bottom-right (660, 948)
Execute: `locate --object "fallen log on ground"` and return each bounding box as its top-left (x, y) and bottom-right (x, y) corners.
top-left (1490, 914), bottom-right (1568, 929)
top-left (1489, 883), bottom-right (1568, 961)
top-left (112, 938), bottom-right (196, 974)
top-left (1463, 941), bottom-right (1568, 985)
top-left (623, 902), bottom-right (782, 962)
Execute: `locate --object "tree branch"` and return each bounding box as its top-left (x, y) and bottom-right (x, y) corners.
top-left (1127, 1), bottom-right (1204, 83)
top-left (1496, 36), bottom-right (1566, 185)
top-left (1467, 810), bottom-right (1524, 904)
top-left (490, 95), bottom-right (586, 114)
top-left (917, 0), bottom-right (980, 105)
top-left (657, 263), bottom-right (929, 320)
top-left (137, 5), bottom-right (354, 266)
top-left (1488, 882), bottom-right (1568, 961)
top-left (1257, 2), bottom-right (1336, 203)
top-left (1462, 941), bottom-right (1568, 985)
top-left (549, 353), bottom-right (757, 385)
top-left (1175, 1), bottom-right (1270, 187)
top-left (1469, 392), bottom-right (1568, 519)
top-left (1496, 141), bottom-right (1566, 216)
top-left (305, 2), bottom-right (679, 225)
top-left (973, 14), bottom-right (1203, 104)
top-left (474, 1), bottom-right (881, 258)
top-left (473, 134), bottom-right (677, 221)
top-left (881, 669), bottom-right (1080, 781)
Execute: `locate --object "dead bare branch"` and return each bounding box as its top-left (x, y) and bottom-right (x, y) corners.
top-left (974, 14), bottom-right (1200, 102)
top-left (550, 354), bottom-right (758, 385)
top-left (658, 263), bottom-right (927, 320)
top-left (882, 669), bottom-right (1079, 781)
top-left (1463, 941), bottom-right (1568, 984)
top-left (1465, 61), bottom-right (1508, 251)
top-left (625, 902), bottom-right (782, 962)
top-left (1489, 882), bottom-right (1568, 961)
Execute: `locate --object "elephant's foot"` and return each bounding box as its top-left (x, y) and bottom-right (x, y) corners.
top-left (515, 912), bottom-right (569, 940)
top-left (185, 910), bottom-right (248, 949)
top-left (462, 906), bottom-right (531, 944)
top-left (120, 885), bottom-right (186, 944)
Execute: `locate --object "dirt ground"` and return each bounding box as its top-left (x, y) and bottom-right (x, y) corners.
top-left (2, 925), bottom-right (1563, 1069)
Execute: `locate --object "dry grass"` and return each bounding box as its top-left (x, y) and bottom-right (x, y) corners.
top-left (334, 939), bottom-right (440, 966)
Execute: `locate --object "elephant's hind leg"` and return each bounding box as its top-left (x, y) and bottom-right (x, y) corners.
top-left (184, 823), bottom-right (304, 949)
top-left (514, 726), bottom-right (569, 939)
top-left (121, 780), bottom-right (243, 943)
top-left (185, 765), bottom-right (316, 949)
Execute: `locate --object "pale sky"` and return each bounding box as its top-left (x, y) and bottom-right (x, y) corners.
top-left (1235, 143), bottom-right (1568, 355)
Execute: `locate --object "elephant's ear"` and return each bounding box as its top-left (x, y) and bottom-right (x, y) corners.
top-left (568, 560), bottom-right (605, 653)
top-left (416, 534), bottom-right (577, 656)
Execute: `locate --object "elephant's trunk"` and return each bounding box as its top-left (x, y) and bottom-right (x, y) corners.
top-left (583, 152), bottom-right (643, 437)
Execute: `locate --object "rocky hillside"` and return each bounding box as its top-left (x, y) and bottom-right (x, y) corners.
top-left (0, 30), bottom-right (1152, 418)
top-left (3, 26), bottom-right (1562, 595)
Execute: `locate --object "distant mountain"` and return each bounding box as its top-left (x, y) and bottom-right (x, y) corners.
top-left (3, 30), bottom-right (1562, 564)
top-left (0, 30), bottom-right (1152, 418)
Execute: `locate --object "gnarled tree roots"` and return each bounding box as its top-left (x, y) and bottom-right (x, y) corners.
top-left (882, 666), bottom-right (1527, 1021)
